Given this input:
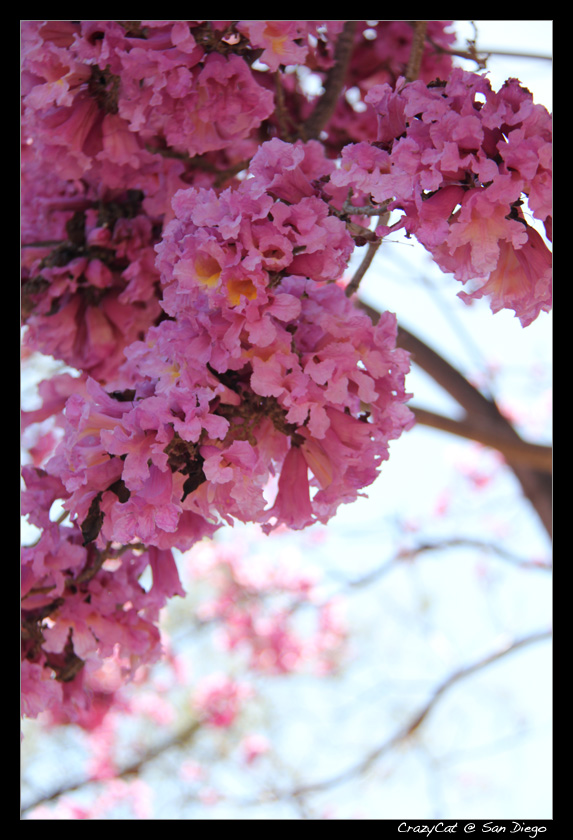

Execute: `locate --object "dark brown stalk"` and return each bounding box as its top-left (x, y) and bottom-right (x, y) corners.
top-left (358, 301), bottom-right (552, 538)
top-left (405, 21), bottom-right (428, 82)
top-left (300, 21), bottom-right (357, 140)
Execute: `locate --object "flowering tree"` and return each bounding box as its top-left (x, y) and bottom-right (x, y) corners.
top-left (21, 21), bottom-right (551, 819)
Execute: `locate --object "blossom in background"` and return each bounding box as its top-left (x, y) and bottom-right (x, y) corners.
top-left (189, 538), bottom-right (345, 676)
top-left (240, 733), bottom-right (270, 764)
top-left (193, 672), bottom-right (252, 728)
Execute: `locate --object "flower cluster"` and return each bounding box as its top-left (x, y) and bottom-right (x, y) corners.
top-left (192, 672), bottom-right (252, 729)
top-left (41, 139), bottom-right (412, 555)
top-left (22, 22), bottom-right (551, 732)
top-left (324, 21), bottom-right (456, 151)
top-left (332, 69), bottom-right (552, 325)
top-left (20, 21), bottom-right (276, 185)
top-left (21, 178), bottom-right (162, 383)
top-left (190, 540), bottom-right (348, 675)
top-left (21, 465), bottom-right (185, 723)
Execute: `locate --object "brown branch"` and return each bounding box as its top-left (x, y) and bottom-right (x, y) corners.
top-left (426, 34), bottom-right (488, 70)
top-left (21, 720), bottom-right (201, 815)
top-left (300, 21), bottom-right (357, 140)
top-left (342, 538), bottom-right (551, 590)
top-left (405, 21), bottom-right (429, 82)
top-left (357, 301), bottom-right (552, 538)
top-left (273, 70), bottom-right (292, 142)
top-left (345, 239), bottom-right (382, 298)
top-left (342, 198), bottom-right (392, 218)
top-left (277, 629), bottom-right (551, 799)
top-left (411, 407), bottom-right (552, 472)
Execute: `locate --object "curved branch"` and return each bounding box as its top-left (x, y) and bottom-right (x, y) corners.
top-left (278, 629), bottom-right (551, 799)
top-left (21, 720), bottom-right (201, 815)
top-left (342, 538), bottom-right (551, 590)
top-left (357, 301), bottom-right (552, 538)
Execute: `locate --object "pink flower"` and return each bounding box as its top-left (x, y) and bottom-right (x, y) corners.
top-left (264, 445), bottom-right (314, 532)
top-left (433, 189), bottom-right (529, 282)
top-left (248, 138), bottom-right (334, 204)
top-left (240, 733), bottom-right (270, 764)
top-left (457, 222), bottom-right (552, 327)
top-left (236, 21), bottom-right (310, 72)
top-left (351, 68), bottom-right (553, 325)
top-left (148, 546), bottom-right (186, 603)
top-left (193, 673), bottom-right (251, 728)
top-left (156, 53), bottom-right (275, 157)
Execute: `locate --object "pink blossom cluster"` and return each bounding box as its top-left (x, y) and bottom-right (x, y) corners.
top-left (21, 177), bottom-right (162, 383)
top-left (20, 19), bottom-right (384, 382)
top-left (22, 22), bottom-right (552, 734)
top-left (21, 464), bottom-right (185, 724)
top-left (325, 21), bottom-right (456, 151)
top-left (36, 139), bottom-right (412, 556)
top-left (20, 20), bottom-right (276, 185)
top-left (332, 69), bottom-right (552, 326)
top-left (23, 18), bottom-right (422, 725)
top-left (190, 540), bottom-right (347, 675)
top-left (20, 20), bottom-right (364, 191)
top-left (192, 672), bottom-right (252, 728)
top-left (21, 132), bottom-right (411, 722)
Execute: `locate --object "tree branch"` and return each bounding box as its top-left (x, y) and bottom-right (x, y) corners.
top-left (300, 21), bottom-right (357, 140)
top-left (405, 21), bottom-right (429, 82)
top-left (21, 720), bottom-right (202, 815)
top-left (476, 48), bottom-right (552, 62)
top-left (345, 239), bottom-right (382, 298)
top-left (429, 39), bottom-right (551, 67)
top-left (411, 406), bottom-right (552, 472)
top-left (273, 70), bottom-right (292, 141)
top-left (358, 300), bottom-right (552, 538)
top-left (275, 629), bottom-right (551, 799)
top-left (341, 538), bottom-right (551, 590)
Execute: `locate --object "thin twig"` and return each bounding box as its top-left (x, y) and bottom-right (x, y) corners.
top-left (342, 538), bottom-right (551, 590)
top-left (345, 239), bottom-right (382, 298)
top-left (476, 48), bottom-right (552, 62)
top-left (431, 40), bottom-right (551, 66)
top-left (426, 34), bottom-right (488, 70)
